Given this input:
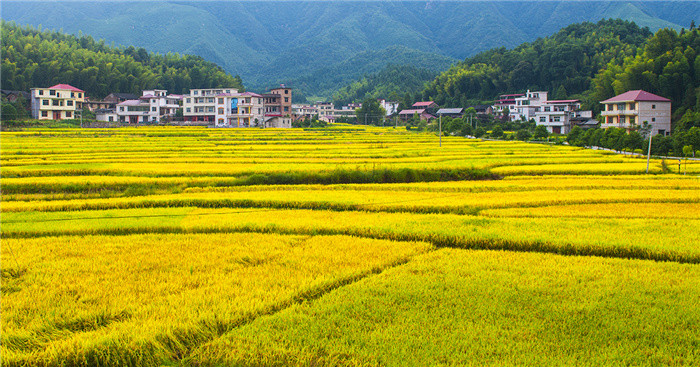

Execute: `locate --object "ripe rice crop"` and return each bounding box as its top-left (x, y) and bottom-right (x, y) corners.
top-left (189, 248), bottom-right (700, 366)
top-left (1, 126), bottom-right (699, 366)
top-left (1, 233), bottom-right (430, 366)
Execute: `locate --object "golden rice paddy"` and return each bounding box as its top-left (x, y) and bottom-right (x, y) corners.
top-left (2, 125), bottom-right (699, 366)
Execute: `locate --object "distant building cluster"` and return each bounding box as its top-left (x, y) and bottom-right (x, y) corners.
top-left (26, 84), bottom-right (296, 128)
top-left (292, 99), bottom-right (399, 123)
top-left (20, 83), bottom-right (672, 135)
top-left (491, 90), bottom-right (596, 134)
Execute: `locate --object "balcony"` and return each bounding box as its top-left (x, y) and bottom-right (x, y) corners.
top-left (601, 110), bottom-right (638, 116)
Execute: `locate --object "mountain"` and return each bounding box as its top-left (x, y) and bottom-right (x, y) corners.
top-left (421, 19), bottom-right (653, 108)
top-left (332, 64), bottom-right (437, 106)
top-left (0, 22), bottom-right (244, 98)
top-left (2, 1), bottom-right (697, 97)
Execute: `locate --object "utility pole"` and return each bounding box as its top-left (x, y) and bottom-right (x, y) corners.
top-left (439, 113), bottom-right (442, 147)
top-left (646, 132), bottom-right (653, 174)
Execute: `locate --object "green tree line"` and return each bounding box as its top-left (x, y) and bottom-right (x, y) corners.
top-left (1, 21), bottom-right (244, 99)
top-left (332, 65), bottom-right (436, 107)
top-left (589, 26), bottom-right (700, 117)
top-left (420, 19), bottom-right (652, 107)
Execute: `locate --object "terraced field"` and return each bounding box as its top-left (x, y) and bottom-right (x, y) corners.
top-left (2, 126), bottom-right (699, 366)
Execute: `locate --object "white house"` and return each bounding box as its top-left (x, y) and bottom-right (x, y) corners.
top-left (534, 99), bottom-right (587, 134)
top-left (117, 89), bottom-right (181, 124)
top-left (378, 99), bottom-right (399, 116)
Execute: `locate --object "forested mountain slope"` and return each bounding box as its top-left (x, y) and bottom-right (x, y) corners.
top-left (590, 27), bottom-right (700, 117)
top-left (420, 20), bottom-right (653, 107)
top-left (1, 22), bottom-right (244, 98)
top-left (3, 1), bottom-right (695, 97)
top-left (332, 64), bottom-right (437, 107)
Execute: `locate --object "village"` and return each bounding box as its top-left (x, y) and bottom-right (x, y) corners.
top-left (1, 83), bottom-right (673, 137)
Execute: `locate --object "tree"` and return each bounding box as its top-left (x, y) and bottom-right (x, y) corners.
top-left (491, 125), bottom-right (504, 138)
top-left (533, 125), bottom-right (549, 139)
top-left (355, 98), bottom-right (386, 125)
top-left (516, 129), bottom-right (531, 141)
top-left (460, 123), bottom-right (473, 137)
top-left (1, 103), bottom-right (19, 120)
top-left (554, 84), bottom-right (568, 100)
top-left (567, 126), bottom-right (583, 144)
top-left (474, 127), bottom-right (486, 138)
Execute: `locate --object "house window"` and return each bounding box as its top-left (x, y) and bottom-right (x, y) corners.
top-left (226, 90), bottom-right (230, 93)
top-left (42, 100), bottom-right (49, 106)
top-left (658, 129), bottom-right (665, 135)
top-left (544, 107), bottom-right (550, 112)
top-left (186, 107), bottom-right (191, 113)
top-left (284, 107), bottom-right (289, 112)
top-left (38, 90), bottom-right (44, 96)
top-left (50, 90), bottom-right (56, 95)
top-left (151, 107), bottom-right (157, 111)
top-left (652, 118), bottom-right (656, 122)
top-left (218, 98), bottom-right (224, 104)
top-left (620, 116), bottom-right (626, 123)
top-left (218, 108), bottom-right (224, 114)
top-left (194, 91), bottom-right (198, 95)
top-left (630, 117), bottom-right (635, 124)
top-left (652, 104), bottom-right (656, 109)
top-left (607, 104), bottom-right (613, 111)
top-left (78, 93), bottom-right (82, 98)
top-left (66, 111), bottom-right (72, 118)
top-left (52, 100), bottom-right (60, 106)
top-left (540, 117), bottom-right (546, 122)
top-left (71, 92), bottom-right (75, 98)
top-left (285, 90), bottom-right (289, 94)
top-left (186, 98), bottom-right (191, 103)
top-left (553, 117), bottom-right (560, 122)
top-left (41, 111), bottom-right (48, 117)
top-left (108, 116), bottom-right (114, 122)
top-left (120, 107), bottom-right (124, 111)
top-left (284, 97), bottom-right (289, 102)
top-left (67, 100), bottom-right (73, 106)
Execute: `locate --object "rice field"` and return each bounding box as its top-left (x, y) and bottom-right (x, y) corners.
top-left (2, 125), bottom-right (699, 366)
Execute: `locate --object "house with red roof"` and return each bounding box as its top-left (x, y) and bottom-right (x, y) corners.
top-left (412, 101), bottom-right (438, 110)
top-left (600, 90), bottom-right (671, 136)
top-left (30, 84), bottom-right (85, 120)
top-left (397, 101), bottom-right (438, 122)
top-left (398, 108), bottom-right (435, 122)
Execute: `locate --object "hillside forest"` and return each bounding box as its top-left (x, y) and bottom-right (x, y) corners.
top-left (0, 21), bottom-right (244, 99)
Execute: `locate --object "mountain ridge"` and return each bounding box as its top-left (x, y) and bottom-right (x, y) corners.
top-left (2, 1), bottom-right (697, 97)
